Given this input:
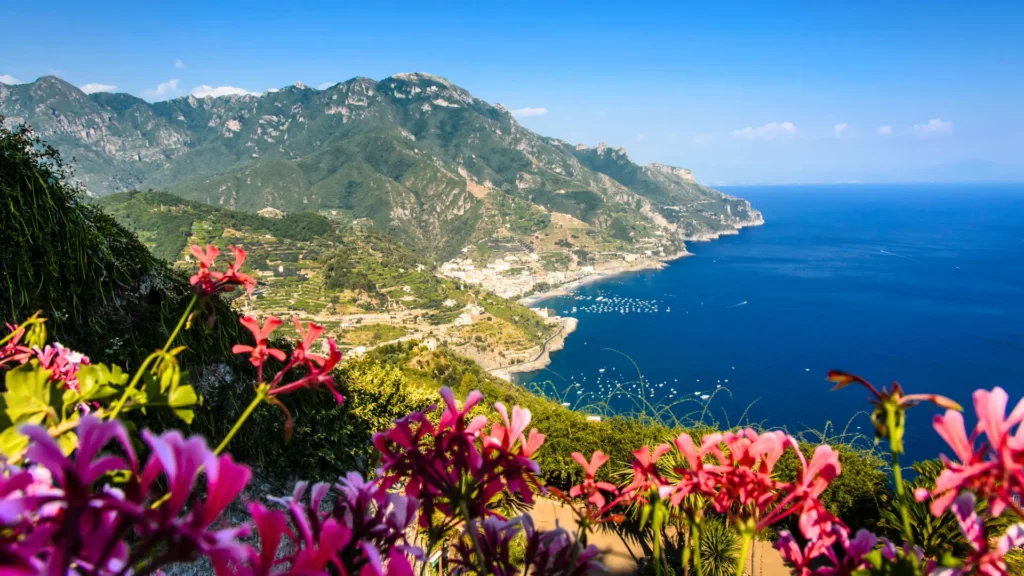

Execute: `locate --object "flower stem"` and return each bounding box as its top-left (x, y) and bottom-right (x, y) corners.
top-left (215, 385), bottom-right (268, 455)
top-left (692, 522), bottom-right (705, 576)
top-left (108, 295), bottom-right (198, 422)
top-left (735, 531), bottom-right (752, 576)
top-left (162, 295), bottom-right (197, 353)
top-left (459, 500), bottom-right (489, 576)
top-left (107, 351), bottom-right (160, 420)
top-left (885, 405), bottom-right (915, 546)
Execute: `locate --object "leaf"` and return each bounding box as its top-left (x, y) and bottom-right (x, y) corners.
top-left (168, 384), bottom-right (199, 424)
top-left (4, 363), bottom-right (54, 425)
top-left (0, 426), bottom-right (29, 459)
top-left (72, 363), bottom-right (126, 404)
top-left (57, 430), bottom-right (78, 455)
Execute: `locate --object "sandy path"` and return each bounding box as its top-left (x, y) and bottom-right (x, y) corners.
top-left (529, 499), bottom-right (790, 576)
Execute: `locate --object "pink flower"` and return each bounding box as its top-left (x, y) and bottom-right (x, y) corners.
top-left (947, 492), bottom-right (1024, 576)
top-left (567, 451), bottom-right (618, 509)
top-left (918, 388), bottom-right (1024, 518)
top-left (232, 316), bottom-right (286, 370)
top-left (290, 317), bottom-right (326, 366)
top-left (624, 443), bottom-right (671, 499)
top-left (33, 342), bottom-right (89, 391)
top-left (189, 244), bottom-right (257, 296)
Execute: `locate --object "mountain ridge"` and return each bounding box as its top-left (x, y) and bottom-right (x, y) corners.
top-left (1, 73), bottom-right (762, 261)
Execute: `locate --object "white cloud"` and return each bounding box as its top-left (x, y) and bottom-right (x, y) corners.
top-left (0, 74), bottom-right (23, 85)
top-left (636, 133), bottom-right (646, 142)
top-left (509, 107), bottom-right (549, 118)
top-left (912, 118), bottom-right (952, 136)
top-left (317, 82), bottom-right (334, 90)
top-left (175, 59), bottom-right (186, 69)
top-left (145, 79), bottom-right (181, 99)
top-left (834, 123), bottom-right (849, 138)
top-left (80, 83), bottom-right (117, 94)
top-left (731, 121), bottom-right (797, 140)
top-left (877, 125), bottom-right (893, 136)
top-left (692, 133), bottom-right (714, 146)
top-left (190, 85), bottom-right (258, 98)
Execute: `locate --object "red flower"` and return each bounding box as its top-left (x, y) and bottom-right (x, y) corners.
top-left (232, 316), bottom-right (286, 370)
top-left (222, 245), bottom-right (256, 291)
top-left (290, 317), bottom-right (326, 366)
top-left (270, 338), bottom-right (345, 406)
top-left (567, 451), bottom-right (618, 510)
top-left (189, 244), bottom-right (257, 296)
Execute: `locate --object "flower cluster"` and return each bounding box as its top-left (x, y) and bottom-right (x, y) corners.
top-left (373, 387), bottom-right (546, 528)
top-left (225, 473), bottom-right (421, 576)
top-left (229, 315), bottom-right (345, 437)
top-left (916, 387), bottom-right (1024, 519)
top-left (451, 515), bottom-right (602, 576)
top-left (32, 342), bottom-right (90, 392)
top-left (189, 244), bottom-right (257, 296)
top-left (1, 415), bottom-right (252, 574)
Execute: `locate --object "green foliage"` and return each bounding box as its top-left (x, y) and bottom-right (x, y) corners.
top-left (0, 120), bottom-right (243, 370)
top-left (698, 518), bottom-right (739, 576)
top-left (877, 460), bottom-right (1011, 556)
top-left (0, 326), bottom-right (198, 463)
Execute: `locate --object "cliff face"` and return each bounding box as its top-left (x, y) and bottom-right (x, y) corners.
top-left (1, 73), bottom-right (762, 259)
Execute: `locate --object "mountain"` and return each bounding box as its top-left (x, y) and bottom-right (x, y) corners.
top-left (0, 74), bottom-right (762, 260)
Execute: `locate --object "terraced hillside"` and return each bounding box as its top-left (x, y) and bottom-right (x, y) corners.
top-left (99, 191), bottom-right (564, 369)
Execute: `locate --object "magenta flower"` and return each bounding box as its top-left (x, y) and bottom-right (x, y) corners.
top-left (373, 388), bottom-right (544, 529)
top-left (229, 473), bottom-right (420, 576)
top-left (6, 415), bottom-right (253, 575)
top-left (946, 492), bottom-right (1024, 576)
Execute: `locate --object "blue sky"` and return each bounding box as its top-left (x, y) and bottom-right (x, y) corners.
top-left (2, 0), bottom-right (1022, 184)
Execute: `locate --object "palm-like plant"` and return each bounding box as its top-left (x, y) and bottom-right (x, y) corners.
top-left (698, 517), bottom-right (740, 576)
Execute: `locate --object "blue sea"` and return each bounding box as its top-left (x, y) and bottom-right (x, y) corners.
top-left (521, 184), bottom-right (1024, 464)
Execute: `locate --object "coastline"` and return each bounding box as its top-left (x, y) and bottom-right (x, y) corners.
top-left (517, 216), bottom-right (765, 308)
top-left (504, 216), bottom-right (764, 379)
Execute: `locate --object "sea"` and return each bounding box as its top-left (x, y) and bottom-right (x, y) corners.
top-left (520, 184), bottom-right (1024, 464)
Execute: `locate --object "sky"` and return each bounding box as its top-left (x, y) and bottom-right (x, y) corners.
top-left (2, 0), bottom-right (1023, 185)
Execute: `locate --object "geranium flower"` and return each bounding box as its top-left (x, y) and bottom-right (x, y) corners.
top-left (290, 317), bottom-right (326, 366)
top-left (917, 387), bottom-right (1024, 518)
top-left (232, 316), bottom-right (286, 371)
top-left (945, 492), bottom-right (1024, 576)
top-left (373, 388), bottom-right (544, 530)
top-left (624, 443), bottom-right (671, 499)
top-left (189, 244), bottom-right (257, 296)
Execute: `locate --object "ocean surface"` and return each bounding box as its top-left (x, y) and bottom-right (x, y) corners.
top-left (521, 184), bottom-right (1024, 464)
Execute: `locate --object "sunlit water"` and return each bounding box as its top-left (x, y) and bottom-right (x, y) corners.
top-left (521, 184), bottom-right (1024, 464)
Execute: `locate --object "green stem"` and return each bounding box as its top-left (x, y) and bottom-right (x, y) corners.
top-left (215, 386), bottom-right (267, 455)
top-left (692, 523), bottom-right (705, 576)
top-left (459, 500), bottom-right (489, 576)
top-left (735, 531), bottom-right (752, 576)
top-left (107, 352), bottom-right (160, 420)
top-left (107, 295), bottom-right (197, 421)
top-left (162, 295), bottom-right (197, 353)
top-left (886, 406), bottom-right (915, 546)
